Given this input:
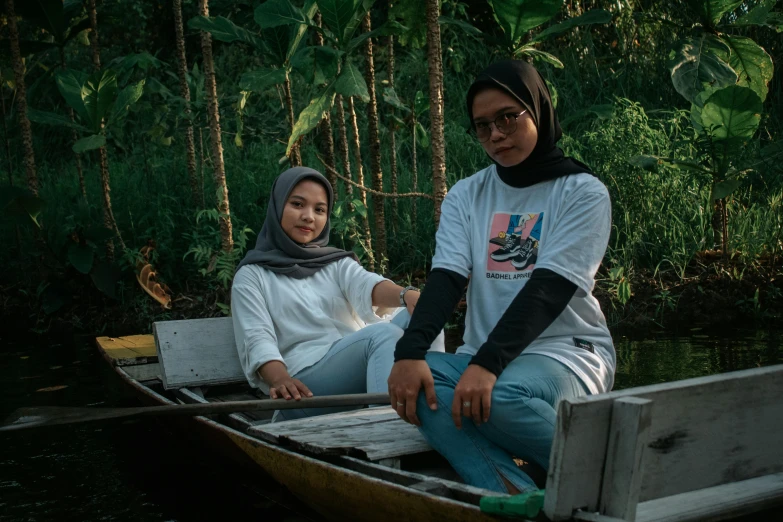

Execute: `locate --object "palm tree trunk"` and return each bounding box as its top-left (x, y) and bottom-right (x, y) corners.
top-left (199, 0), bottom-right (233, 253)
top-left (314, 12), bottom-right (337, 192)
top-left (426, 0), bottom-right (447, 226)
top-left (173, 0), bottom-right (200, 204)
top-left (362, 14), bottom-right (387, 268)
top-left (1, 79), bottom-right (22, 254)
top-left (347, 96), bottom-right (374, 270)
top-left (87, 0), bottom-right (101, 70)
top-left (411, 112), bottom-right (418, 229)
top-left (59, 48), bottom-right (87, 199)
top-left (335, 94), bottom-right (352, 197)
top-left (387, 33), bottom-right (398, 231)
top-left (5, 0), bottom-right (39, 196)
top-left (283, 70), bottom-right (302, 167)
top-left (98, 145), bottom-right (125, 259)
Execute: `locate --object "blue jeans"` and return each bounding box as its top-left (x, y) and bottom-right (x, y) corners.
top-left (415, 352), bottom-right (588, 493)
top-left (275, 310), bottom-right (445, 421)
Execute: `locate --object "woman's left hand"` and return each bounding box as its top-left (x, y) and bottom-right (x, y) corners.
top-left (404, 289), bottom-right (420, 316)
top-left (452, 364), bottom-right (497, 428)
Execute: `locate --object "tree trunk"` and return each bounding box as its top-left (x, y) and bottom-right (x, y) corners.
top-left (283, 71), bottom-right (302, 167)
top-left (5, 0), bottom-right (39, 196)
top-left (347, 96), bottom-right (374, 270)
top-left (59, 48), bottom-right (87, 199)
top-left (173, 0), bottom-right (200, 204)
top-left (362, 14), bottom-right (387, 268)
top-left (387, 32), bottom-right (399, 232)
top-left (199, 126), bottom-right (206, 208)
top-left (721, 199), bottom-right (729, 257)
top-left (426, 0), bottom-right (447, 226)
top-left (87, 0), bottom-right (101, 70)
top-left (411, 112), bottom-right (418, 229)
top-left (335, 95), bottom-right (352, 197)
top-left (98, 145), bottom-right (125, 259)
top-left (199, 0), bottom-right (233, 253)
top-left (314, 12), bottom-right (337, 192)
top-left (1, 80), bottom-right (22, 254)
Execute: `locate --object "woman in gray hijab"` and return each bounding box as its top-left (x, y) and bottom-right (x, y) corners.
top-left (232, 167), bottom-right (443, 421)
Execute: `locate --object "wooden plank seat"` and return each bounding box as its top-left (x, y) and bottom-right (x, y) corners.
top-left (544, 364), bottom-right (783, 522)
top-left (249, 407), bottom-right (432, 463)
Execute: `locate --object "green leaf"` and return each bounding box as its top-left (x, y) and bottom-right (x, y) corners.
top-left (90, 261), bottom-right (121, 299)
top-left (487, 0), bottom-right (562, 48)
top-left (382, 86), bottom-right (410, 113)
top-left (733, 0), bottom-right (776, 26)
top-left (669, 33), bottom-right (737, 105)
top-left (415, 121), bottom-right (429, 149)
top-left (55, 70), bottom-right (89, 122)
top-left (334, 62), bottom-right (369, 103)
top-left (723, 36), bottom-right (774, 103)
top-left (82, 69), bottom-right (118, 133)
top-left (545, 79), bottom-right (558, 109)
top-left (290, 46), bottom-right (340, 84)
top-left (352, 198), bottom-right (367, 218)
top-left (690, 0), bottom-right (743, 25)
top-left (67, 243), bottom-right (94, 274)
top-left (617, 280), bottom-right (632, 305)
top-left (711, 179), bottom-right (742, 200)
top-left (1, 186), bottom-right (45, 228)
top-left (700, 85), bottom-right (762, 141)
top-left (262, 25), bottom-right (292, 66)
top-left (27, 108), bottom-right (88, 132)
top-left (187, 15), bottom-right (261, 48)
top-left (287, 85), bottom-right (335, 155)
top-left (628, 155), bottom-right (660, 171)
top-left (514, 46), bottom-right (564, 68)
top-left (72, 134), bottom-right (106, 153)
top-left (239, 67), bottom-right (287, 91)
top-left (317, 0), bottom-right (367, 43)
top-left (413, 90), bottom-right (429, 116)
top-left (532, 9), bottom-right (612, 43)
top-left (108, 79), bottom-right (145, 126)
top-left (254, 0), bottom-right (309, 29)
top-left (438, 16), bottom-right (482, 36)
top-left (628, 155), bottom-right (710, 174)
top-left (345, 20), bottom-right (406, 54)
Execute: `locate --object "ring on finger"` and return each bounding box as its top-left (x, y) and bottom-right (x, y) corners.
top-left (463, 401), bottom-right (471, 408)
top-left (397, 402), bottom-right (404, 407)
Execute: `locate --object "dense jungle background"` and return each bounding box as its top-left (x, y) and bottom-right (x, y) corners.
top-left (1, 0), bottom-right (781, 336)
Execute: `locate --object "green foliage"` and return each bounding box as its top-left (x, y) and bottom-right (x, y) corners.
top-left (287, 85), bottom-right (335, 154)
top-left (669, 32), bottom-right (737, 105)
top-left (333, 62), bottom-right (368, 101)
top-left (187, 15), bottom-right (262, 47)
top-left (2, 187), bottom-right (46, 228)
top-left (488, 0), bottom-right (562, 46)
top-left (72, 134), bottom-right (106, 153)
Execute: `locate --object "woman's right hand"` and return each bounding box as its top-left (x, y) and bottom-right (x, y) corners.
top-left (259, 361), bottom-right (313, 400)
top-left (268, 377), bottom-right (313, 400)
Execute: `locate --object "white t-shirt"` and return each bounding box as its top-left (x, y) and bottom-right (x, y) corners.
top-left (231, 258), bottom-right (388, 394)
top-left (432, 166), bottom-right (615, 394)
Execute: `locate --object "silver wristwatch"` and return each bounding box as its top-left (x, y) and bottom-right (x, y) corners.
top-left (399, 285), bottom-right (417, 306)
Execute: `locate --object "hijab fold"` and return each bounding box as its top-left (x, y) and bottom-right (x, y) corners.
top-left (236, 167), bottom-right (355, 279)
top-left (466, 60), bottom-right (594, 187)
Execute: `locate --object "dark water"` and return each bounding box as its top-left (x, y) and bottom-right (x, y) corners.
top-left (0, 329), bottom-right (780, 521)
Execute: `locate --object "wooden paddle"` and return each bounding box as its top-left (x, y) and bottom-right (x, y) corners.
top-left (0, 392), bottom-right (391, 432)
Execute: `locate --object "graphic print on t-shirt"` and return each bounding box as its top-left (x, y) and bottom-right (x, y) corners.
top-left (486, 212), bottom-right (543, 276)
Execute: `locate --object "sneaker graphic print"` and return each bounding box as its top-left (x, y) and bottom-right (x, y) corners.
top-left (486, 212), bottom-right (543, 277)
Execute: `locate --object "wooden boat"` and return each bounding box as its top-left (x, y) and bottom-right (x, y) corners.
top-left (95, 318), bottom-right (783, 522)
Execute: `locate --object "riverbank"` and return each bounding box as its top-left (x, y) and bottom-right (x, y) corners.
top-left (2, 255), bottom-right (780, 339)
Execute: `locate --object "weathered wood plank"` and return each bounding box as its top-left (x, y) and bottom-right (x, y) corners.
top-left (122, 363), bottom-right (161, 382)
top-left (96, 334), bottom-right (157, 365)
top-left (545, 364), bottom-right (783, 521)
top-left (250, 408), bottom-right (432, 461)
top-left (153, 317), bottom-right (245, 389)
top-left (600, 397), bottom-right (653, 521)
top-left (574, 472), bottom-right (783, 522)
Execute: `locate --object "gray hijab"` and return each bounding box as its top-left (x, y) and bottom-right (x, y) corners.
top-left (236, 167), bottom-right (355, 279)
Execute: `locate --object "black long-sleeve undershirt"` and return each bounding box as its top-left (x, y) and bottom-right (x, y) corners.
top-left (394, 267), bottom-right (578, 377)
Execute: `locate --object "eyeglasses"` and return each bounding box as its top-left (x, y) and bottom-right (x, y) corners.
top-left (469, 110), bottom-right (527, 143)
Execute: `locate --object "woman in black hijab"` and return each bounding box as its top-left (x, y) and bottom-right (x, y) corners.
top-left (387, 61), bottom-right (616, 493)
top-left (232, 167), bottom-right (443, 421)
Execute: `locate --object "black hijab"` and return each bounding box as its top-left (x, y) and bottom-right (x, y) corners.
top-left (236, 167), bottom-right (356, 279)
top-left (466, 60), bottom-right (593, 187)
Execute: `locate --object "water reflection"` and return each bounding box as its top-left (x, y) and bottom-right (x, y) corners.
top-left (613, 330), bottom-right (781, 390)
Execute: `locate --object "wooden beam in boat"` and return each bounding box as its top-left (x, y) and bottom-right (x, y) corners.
top-left (96, 335), bottom-right (157, 366)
